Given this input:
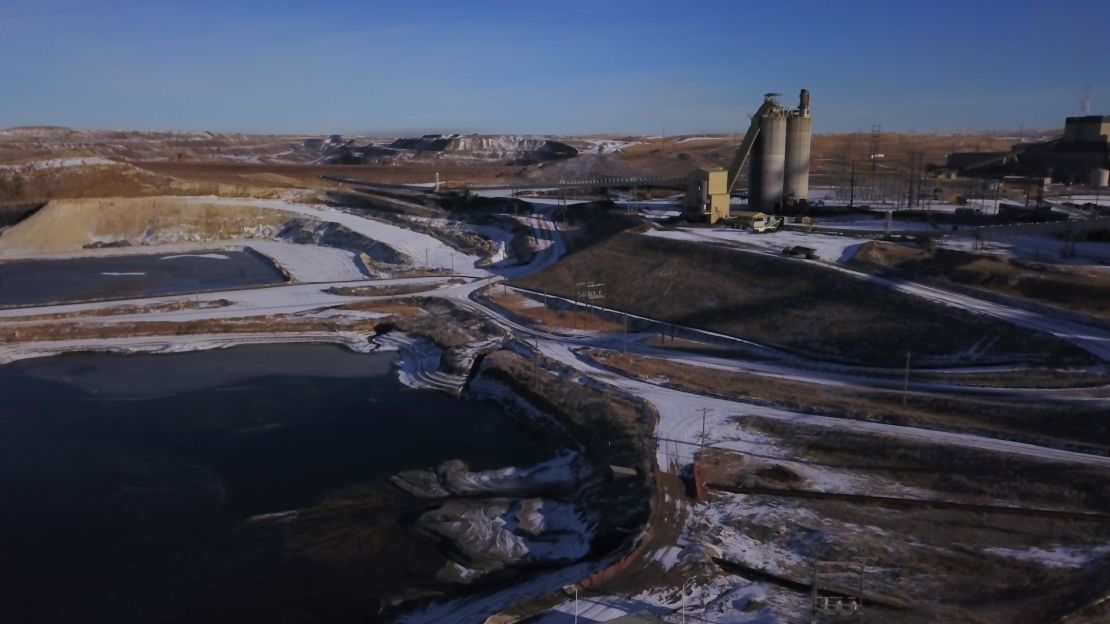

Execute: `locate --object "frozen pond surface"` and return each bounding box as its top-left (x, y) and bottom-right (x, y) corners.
top-left (0, 343), bottom-right (553, 622)
top-left (0, 249), bottom-right (287, 307)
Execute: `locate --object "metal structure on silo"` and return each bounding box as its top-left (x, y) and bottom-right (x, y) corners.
top-left (749, 134), bottom-right (764, 210)
top-left (784, 88), bottom-right (812, 205)
top-left (753, 94), bottom-right (787, 211)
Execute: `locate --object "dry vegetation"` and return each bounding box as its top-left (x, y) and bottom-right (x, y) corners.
top-left (606, 131), bottom-right (1017, 185)
top-left (0, 306), bottom-right (432, 344)
top-left (702, 446), bottom-right (1110, 623)
top-left (484, 287), bottom-right (624, 332)
top-left (853, 241), bottom-right (1110, 319)
top-left (0, 161), bottom-right (293, 205)
top-left (141, 161), bottom-right (525, 189)
top-left (587, 349), bottom-right (1110, 453)
top-left (697, 412), bottom-right (1110, 624)
top-left (325, 283), bottom-right (437, 297)
top-left (518, 230), bottom-right (1091, 366)
top-left (0, 298), bottom-right (231, 321)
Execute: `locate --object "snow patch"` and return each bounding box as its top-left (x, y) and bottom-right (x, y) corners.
top-left (985, 545), bottom-right (1110, 568)
top-left (160, 253), bottom-right (231, 261)
top-left (0, 157), bottom-right (117, 171)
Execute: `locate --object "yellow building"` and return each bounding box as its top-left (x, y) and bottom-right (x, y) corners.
top-left (684, 168), bottom-right (730, 223)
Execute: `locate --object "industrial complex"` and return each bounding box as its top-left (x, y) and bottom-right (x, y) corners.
top-left (684, 89), bottom-right (812, 223)
top-left (946, 114), bottom-right (1110, 187)
top-left (1, 87), bottom-right (1109, 624)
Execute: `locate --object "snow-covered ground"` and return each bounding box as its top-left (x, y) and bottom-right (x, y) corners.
top-left (578, 138), bottom-right (642, 153)
top-left (0, 239), bottom-right (370, 282)
top-left (1050, 193), bottom-right (1110, 207)
top-left (176, 196), bottom-right (488, 275)
top-left (812, 214), bottom-right (950, 233)
top-left (4, 194), bottom-right (1109, 623)
top-left (248, 240), bottom-right (369, 281)
top-left (0, 276), bottom-right (458, 325)
top-left (984, 544), bottom-right (1110, 569)
top-left (938, 233), bottom-right (1110, 266)
top-left (0, 331), bottom-right (377, 365)
top-left (645, 226), bottom-right (866, 263)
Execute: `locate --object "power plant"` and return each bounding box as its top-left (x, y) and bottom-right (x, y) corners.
top-left (946, 114), bottom-right (1110, 187)
top-left (684, 89), bottom-right (813, 223)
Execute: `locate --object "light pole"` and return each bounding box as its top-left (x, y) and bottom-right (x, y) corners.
top-left (563, 585), bottom-right (578, 624)
top-left (680, 577), bottom-right (697, 624)
top-left (902, 351), bottom-right (913, 405)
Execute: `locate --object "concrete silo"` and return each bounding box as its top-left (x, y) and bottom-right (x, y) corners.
top-left (784, 89), bottom-right (812, 205)
top-left (752, 95), bottom-right (787, 211)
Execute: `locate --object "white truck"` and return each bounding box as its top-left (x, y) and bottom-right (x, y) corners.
top-left (731, 210), bottom-right (783, 233)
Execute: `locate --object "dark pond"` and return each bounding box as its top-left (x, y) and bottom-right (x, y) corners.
top-left (0, 250), bottom-right (287, 307)
top-left (0, 343), bottom-right (552, 623)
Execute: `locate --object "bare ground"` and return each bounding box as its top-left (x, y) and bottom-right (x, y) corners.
top-left (852, 241), bottom-right (1110, 320)
top-left (517, 231), bottom-right (1092, 367)
top-left (586, 348), bottom-right (1110, 455)
top-left (700, 420), bottom-right (1110, 623)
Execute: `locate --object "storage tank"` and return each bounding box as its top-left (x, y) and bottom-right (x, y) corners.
top-left (749, 134), bottom-right (763, 209)
top-left (784, 89), bottom-right (812, 205)
top-left (1092, 168), bottom-right (1109, 187)
top-left (755, 107), bottom-right (787, 211)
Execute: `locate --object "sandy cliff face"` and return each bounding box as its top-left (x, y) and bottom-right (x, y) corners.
top-left (0, 197), bottom-right (289, 254)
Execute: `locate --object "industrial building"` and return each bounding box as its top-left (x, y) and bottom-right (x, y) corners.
top-left (684, 89), bottom-right (813, 223)
top-left (945, 114), bottom-right (1110, 186)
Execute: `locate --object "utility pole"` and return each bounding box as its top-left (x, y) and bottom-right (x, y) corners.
top-left (697, 407), bottom-right (713, 449)
top-left (902, 351), bottom-right (913, 405)
top-left (848, 159), bottom-right (856, 209)
top-left (870, 124), bottom-right (881, 202)
top-left (680, 577), bottom-right (696, 624)
top-left (657, 270), bottom-right (676, 342)
top-left (533, 336), bottom-right (540, 384)
top-left (623, 313), bottom-right (629, 356)
top-left (563, 585), bottom-right (578, 624)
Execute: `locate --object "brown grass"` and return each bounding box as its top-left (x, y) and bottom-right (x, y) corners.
top-left (139, 161), bottom-right (527, 189)
top-left (336, 299), bottom-right (423, 316)
top-left (325, 283), bottom-right (436, 297)
top-left (518, 232), bottom-right (1090, 366)
top-left (853, 241), bottom-right (1110, 319)
top-left (486, 287), bottom-right (624, 331)
top-left (0, 298), bottom-right (231, 322)
top-left (587, 349), bottom-right (1110, 453)
top-left (0, 314), bottom-right (384, 344)
top-left (703, 418), bottom-right (1110, 624)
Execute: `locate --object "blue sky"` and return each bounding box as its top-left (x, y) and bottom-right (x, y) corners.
top-left (2, 0), bottom-right (1107, 134)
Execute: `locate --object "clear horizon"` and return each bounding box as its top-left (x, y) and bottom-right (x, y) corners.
top-left (3, 0), bottom-right (1107, 135)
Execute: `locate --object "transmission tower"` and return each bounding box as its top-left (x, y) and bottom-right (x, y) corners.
top-left (869, 124), bottom-right (881, 202)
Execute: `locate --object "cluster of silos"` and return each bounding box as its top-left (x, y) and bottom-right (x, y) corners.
top-left (750, 90), bottom-right (812, 211)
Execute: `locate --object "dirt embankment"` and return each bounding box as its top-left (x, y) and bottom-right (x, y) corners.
top-left (477, 349), bottom-right (658, 548)
top-left (517, 232), bottom-right (1092, 367)
top-left (851, 241), bottom-right (1110, 320)
top-left (0, 197), bottom-right (290, 254)
top-left (0, 196), bottom-right (406, 267)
